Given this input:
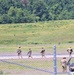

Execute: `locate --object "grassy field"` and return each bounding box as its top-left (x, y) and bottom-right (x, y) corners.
top-left (0, 20), bottom-right (74, 75)
top-left (0, 59), bottom-right (52, 75)
top-left (0, 44), bottom-right (74, 56)
top-left (0, 20), bottom-right (74, 45)
top-left (0, 58), bottom-right (74, 75)
top-left (0, 58), bottom-right (73, 75)
top-left (0, 20), bottom-right (74, 54)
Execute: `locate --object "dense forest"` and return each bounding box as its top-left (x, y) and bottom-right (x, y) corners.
top-left (0, 0), bottom-right (74, 24)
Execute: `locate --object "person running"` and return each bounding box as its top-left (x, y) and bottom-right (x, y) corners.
top-left (17, 46), bottom-right (22, 59)
top-left (61, 57), bottom-right (67, 72)
top-left (27, 48), bottom-right (32, 58)
top-left (67, 47), bottom-right (73, 56)
top-left (40, 47), bottom-right (45, 58)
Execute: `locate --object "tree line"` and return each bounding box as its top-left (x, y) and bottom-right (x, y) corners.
top-left (0, 0), bottom-right (74, 24)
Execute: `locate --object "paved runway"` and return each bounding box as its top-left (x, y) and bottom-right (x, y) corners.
top-left (0, 54), bottom-right (74, 59)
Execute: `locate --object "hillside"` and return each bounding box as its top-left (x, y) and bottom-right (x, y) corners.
top-left (0, 20), bottom-right (74, 45)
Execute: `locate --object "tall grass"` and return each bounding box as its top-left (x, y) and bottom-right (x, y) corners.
top-left (0, 20), bottom-right (74, 45)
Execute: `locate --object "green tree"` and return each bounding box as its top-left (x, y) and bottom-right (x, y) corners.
top-left (0, 0), bottom-right (74, 23)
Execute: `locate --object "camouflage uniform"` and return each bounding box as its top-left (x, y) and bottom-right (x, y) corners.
top-left (40, 47), bottom-right (45, 58)
top-left (61, 57), bottom-right (67, 72)
top-left (67, 47), bottom-right (73, 56)
top-left (27, 48), bottom-right (32, 58)
top-left (17, 47), bottom-right (22, 58)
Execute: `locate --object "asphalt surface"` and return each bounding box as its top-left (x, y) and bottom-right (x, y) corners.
top-left (0, 54), bottom-right (74, 59)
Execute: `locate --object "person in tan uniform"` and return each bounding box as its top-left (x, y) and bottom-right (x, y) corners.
top-left (40, 47), bottom-right (45, 58)
top-left (67, 47), bottom-right (73, 56)
top-left (61, 57), bottom-right (67, 72)
top-left (27, 48), bottom-right (32, 58)
top-left (17, 46), bottom-right (22, 59)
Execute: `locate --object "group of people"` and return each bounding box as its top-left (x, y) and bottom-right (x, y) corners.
top-left (17, 47), bottom-right (45, 59)
top-left (17, 46), bottom-right (74, 72)
top-left (61, 47), bottom-right (73, 72)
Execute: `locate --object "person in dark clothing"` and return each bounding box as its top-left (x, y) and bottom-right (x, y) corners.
top-left (17, 46), bottom-right (22, 59)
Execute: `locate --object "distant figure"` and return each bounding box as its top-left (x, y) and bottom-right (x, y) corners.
top-left (40, 47), bottom-right (45, 58)
top-left (17, 46), bottom-right (22, 59)
top-left (67, 47), bottom-right (73, 56)
top-left (61, 57), bottom-right (67, 72)
top-left (27, 48), bottom-right (32, 58)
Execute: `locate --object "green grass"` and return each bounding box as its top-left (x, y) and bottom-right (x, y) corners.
top-left (0, 44), bottom-right (74, 54)
top-left (0, 20), bottom-right (74, 45)
top-left (0, 58), bottom-right (73, 75)
top-left (1, 58), bottom-right (74, 75)
top-left (0, 20), bottom-right (74, 75)
top-left (0, 59), bottom-right (53, 75)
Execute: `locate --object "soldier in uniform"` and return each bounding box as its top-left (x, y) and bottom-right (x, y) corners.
top-left (67, 47), bottom-right (73, 56)
top-left (61, 57), bottom-right (67, 72)
top-left (27, 48), bottom-right (32, 58)
top-left (17, 46), bottom-right (22, 59)
top-left (40, 47), bottom-right (45, 58)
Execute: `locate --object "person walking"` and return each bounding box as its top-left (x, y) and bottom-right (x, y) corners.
top-left (61, 57), bottom-right (68, 72)
top-left (17, 46), bottom-right (22, 59)
top-left (40, 47), bottom-right (45, 58)
top-left (67, 47), bottom-right (73, 56)
top-left (27, 48), bottom-right (32, 58)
